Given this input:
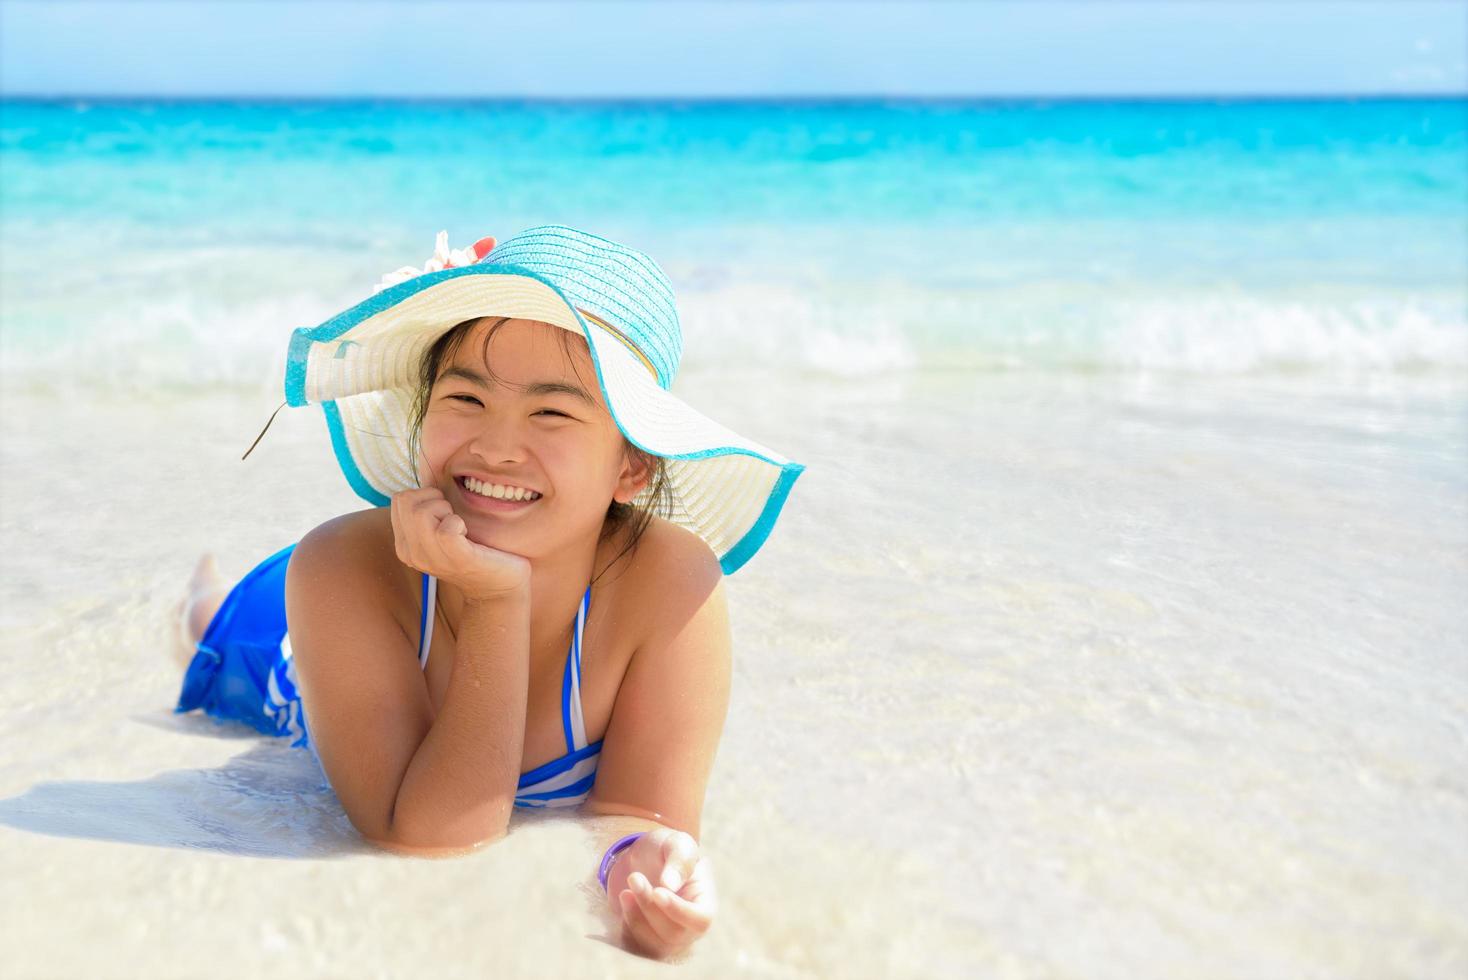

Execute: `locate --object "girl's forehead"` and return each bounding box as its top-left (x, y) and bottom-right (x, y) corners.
top-left (446, 317), bottom-right (604, 404)
top-left (455, 318), bottom-right (584, 366)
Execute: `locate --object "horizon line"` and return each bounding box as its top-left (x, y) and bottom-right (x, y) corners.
top-left (3, 91), bottom-right (1465, 105)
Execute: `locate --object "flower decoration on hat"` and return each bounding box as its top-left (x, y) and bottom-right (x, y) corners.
top-left (372, 231), bottom-right (497, 294)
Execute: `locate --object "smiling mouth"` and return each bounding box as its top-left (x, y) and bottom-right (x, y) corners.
top-left (456, 476), bottom-right (542, 509)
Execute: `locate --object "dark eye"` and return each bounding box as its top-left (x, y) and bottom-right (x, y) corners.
top-left (535, 409), bottom-right (569, 418)
top-left (447, 393), bottom-right (482, 406)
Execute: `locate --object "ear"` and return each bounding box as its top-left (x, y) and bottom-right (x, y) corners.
top-left (613, 448), bottom-right (656, 504)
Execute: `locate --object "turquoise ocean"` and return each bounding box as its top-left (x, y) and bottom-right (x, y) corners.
top-left (1, 97), bottom-right (1466, 977)
top-left (1, 97), bottom-right (1465, 383)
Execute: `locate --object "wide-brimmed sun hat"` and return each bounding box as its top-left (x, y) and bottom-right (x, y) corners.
top-left (283, 224), bottom-right (804, 574)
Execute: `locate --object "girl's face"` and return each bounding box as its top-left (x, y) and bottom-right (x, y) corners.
top-left (417, 318), bottom-right (649, 556)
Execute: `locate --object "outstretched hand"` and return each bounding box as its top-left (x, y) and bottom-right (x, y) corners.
top-left (390, 487), bottom-right (530, 600)
top-left (613, 828), bottom-right (717, 959)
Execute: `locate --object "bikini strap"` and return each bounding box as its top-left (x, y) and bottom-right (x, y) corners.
top-left (418, 574), bottom-right (437, 669)
top-left (421, 579), bottom-right (588, 745)
top-left (560, 585), bottom-right (593, 753)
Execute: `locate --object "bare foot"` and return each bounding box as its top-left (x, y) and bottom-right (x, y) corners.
top-left (172, 553), bottom-right (231, 670)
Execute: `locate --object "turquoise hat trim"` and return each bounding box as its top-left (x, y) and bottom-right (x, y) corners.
top-left (716, 461), bottom-right (805, 575)
top-left (322, 400), bottom-right (389, 507)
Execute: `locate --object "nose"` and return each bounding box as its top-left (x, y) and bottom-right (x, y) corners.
top-left (467, 410), bottom-right (527, 464)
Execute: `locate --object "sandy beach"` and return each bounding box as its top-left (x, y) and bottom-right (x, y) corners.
top-left (3, 365), bottom-right (1465, 978)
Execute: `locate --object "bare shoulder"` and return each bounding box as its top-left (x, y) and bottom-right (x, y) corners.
top-left (287, 507), bottom-right (412, 637)
top-left (290, 507), bottom-right (395, 575)
top-left (612, 515), bottom-right (725, 648)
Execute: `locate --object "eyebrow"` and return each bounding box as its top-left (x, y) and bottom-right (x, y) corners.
top-left (438, 366), bottom-right (597, 407)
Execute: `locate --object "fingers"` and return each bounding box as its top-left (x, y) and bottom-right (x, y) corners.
top-left (647, 882), bottom-right (714, 933)
top-left (390, 488), bottom-right (459, 573)
top-left (674, 856), bottom-right (719, 919)
top-left (389, 488), bottom-right (532, 599)
top-left (620, 872), bottom-right (704, 955)
top-left (618, 882), bottom-right (674, 953)
top-left (635, 870), bottom-right (712, 936)
top-left (658, 830), bottom-right (701, 893)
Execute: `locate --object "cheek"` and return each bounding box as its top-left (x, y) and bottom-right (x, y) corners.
top-left (415, 412), bottom-right (467, 478)
top-left (545, 437), bottom-right (621, 495)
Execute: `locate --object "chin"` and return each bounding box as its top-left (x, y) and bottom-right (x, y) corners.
top-left (462, 521), bottom-right (520, 549)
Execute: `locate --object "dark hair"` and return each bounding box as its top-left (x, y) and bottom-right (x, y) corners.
top-left (407, 316), bottom-right (675, 585)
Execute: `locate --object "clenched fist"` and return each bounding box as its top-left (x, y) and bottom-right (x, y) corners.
top-left (390, 487), bottom-right (531, 601)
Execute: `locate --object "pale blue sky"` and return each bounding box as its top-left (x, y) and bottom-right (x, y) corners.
top-left (1, 0), bottom-right (1464, 98)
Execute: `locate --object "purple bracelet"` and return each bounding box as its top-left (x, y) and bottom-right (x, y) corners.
top-left (598, 832), bottom-right (646, 892)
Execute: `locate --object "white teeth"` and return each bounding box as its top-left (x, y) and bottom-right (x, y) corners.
top-left (464, 477), bottom-right (539, 502)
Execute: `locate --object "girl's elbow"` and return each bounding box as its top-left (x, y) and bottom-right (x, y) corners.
top-left (358, 802), bottom-right (513, 857)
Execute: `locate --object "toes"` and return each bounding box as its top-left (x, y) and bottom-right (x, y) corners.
top-left (189, 552), bottom-right (223, 592)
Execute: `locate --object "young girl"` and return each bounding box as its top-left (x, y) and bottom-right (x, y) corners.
top-left (172, 225), bottom-right (804, 960)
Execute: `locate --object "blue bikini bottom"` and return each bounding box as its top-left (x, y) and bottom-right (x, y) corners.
top-left (174, 542), bottom-right (308, 746)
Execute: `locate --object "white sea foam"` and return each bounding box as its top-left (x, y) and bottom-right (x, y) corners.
top-left (679, 281), bottom-right (920, 378)
top-left (1104, 294), bottom-right (1468, 373)
top-left (4, 274), bottom-right (1463, 395)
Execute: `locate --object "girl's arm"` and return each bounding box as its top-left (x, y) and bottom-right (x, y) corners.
top-left (582, 523), bottom-right (731, 956)
top-left (286, 502), bottom-right (532, 852)
top-left (384, 585), bottom-right (530, 848)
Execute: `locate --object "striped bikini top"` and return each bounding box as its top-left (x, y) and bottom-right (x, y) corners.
top-left (417, 574), bottom-right (603, 809)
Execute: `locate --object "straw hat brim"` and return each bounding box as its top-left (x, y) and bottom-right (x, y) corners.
top-left (285, 263), bottom-right (804, 574)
